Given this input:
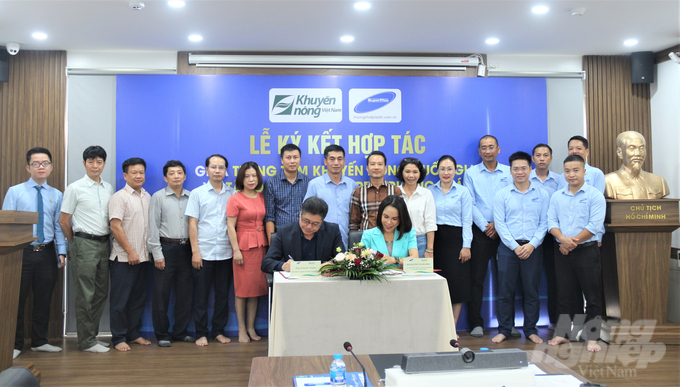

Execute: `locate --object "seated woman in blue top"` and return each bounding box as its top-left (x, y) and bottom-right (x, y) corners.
top-left (360, 195), bottom-right (418, 264)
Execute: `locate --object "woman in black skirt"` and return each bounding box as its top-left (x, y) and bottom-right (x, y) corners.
top-left (427, 155), bottom-right (473, 327)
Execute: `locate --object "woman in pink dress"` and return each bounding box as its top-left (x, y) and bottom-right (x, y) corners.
top-left (227, 162), bottom-right (268, 343)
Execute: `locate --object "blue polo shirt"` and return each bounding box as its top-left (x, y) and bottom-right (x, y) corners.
top-left (493, 182), bottom-right (549, 251)
top-left (547, 183), bottom-right (605, 245)
top-left (304, 173), bottom-right (356, 247)
top-left (529, 170), bottom-right (560, 197)
top-left (428, 181), bottom-right (473, 248)
top-left (463, 162), bottom-right (512, 231)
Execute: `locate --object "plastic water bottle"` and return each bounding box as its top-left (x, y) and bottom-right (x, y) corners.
top-left (330, 353), bottom-right (346, 385)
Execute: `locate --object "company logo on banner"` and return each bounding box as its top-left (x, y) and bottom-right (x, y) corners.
top-left (269, 88), bottom-right (342, 123)
top-left (349, 88), bottom-right (402, 123)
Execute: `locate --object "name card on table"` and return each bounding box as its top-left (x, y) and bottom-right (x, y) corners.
top-left (402, 258), bottom-right (434, 274)
top-left (290, 261), bottom-right (321, 277)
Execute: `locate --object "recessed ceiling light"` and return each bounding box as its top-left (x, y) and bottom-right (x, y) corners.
top-left (354, 2), bottom-right (371, 11)
top-left (624, 39), bottom-right (638, 46)
top-left (485, 38), bottom-right (499, 45)
top-left (168, 1), bottom-right (185, 7)
top-left (32, 32), bottom-right (48, 40)
top-left (532, 5), bottom-right (549, 14)
top-left (188, 34), bottom-right (203, 42)
top-left (340, 35), bottom-right (355, 43)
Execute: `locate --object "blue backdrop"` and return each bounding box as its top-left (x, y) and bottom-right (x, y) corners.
top-left (115, 74), bottom-right (549, 337)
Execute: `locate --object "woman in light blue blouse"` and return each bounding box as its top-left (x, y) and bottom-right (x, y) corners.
top-left (361, 195), bottom-right (418, 264)
top-left (428, 155), bottom-right (473, 326)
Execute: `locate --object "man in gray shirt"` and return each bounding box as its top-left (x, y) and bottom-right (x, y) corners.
top-left (59, 146), bottom-right (113, 353)
top-left (147, 160), bottom-right (194, 347)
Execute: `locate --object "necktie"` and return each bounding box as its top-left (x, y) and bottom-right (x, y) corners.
top-left (35, 186), bottom-right (44, 243)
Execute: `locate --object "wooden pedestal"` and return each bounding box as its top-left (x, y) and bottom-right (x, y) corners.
top-left (0, 211), bottom-right (38, 372)
top-left (602, 199), bottom-right (680, 323)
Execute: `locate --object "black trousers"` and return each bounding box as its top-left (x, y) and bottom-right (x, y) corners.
top-left (554, 242), bottom-right (602, 340)
top-left (541, 237), bottom-right (558, 324)
top-left (467, 227), bottom-right (500, 328)
top-left (15, 244), bottom-right (58, 350)
top-left (152, 242), bottom-right (193, 341)
top-left (193, 259), bottom-right (233, 339)
top-left (109, 258), bottom-right (149, 345)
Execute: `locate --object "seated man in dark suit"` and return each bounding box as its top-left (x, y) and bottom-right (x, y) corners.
top-left (261, 196), bottom-right (345, 273)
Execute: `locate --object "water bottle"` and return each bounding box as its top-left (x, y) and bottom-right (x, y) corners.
top-left (330, 353), bottom-right (346, 385)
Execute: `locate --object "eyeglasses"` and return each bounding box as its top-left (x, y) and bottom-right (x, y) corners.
top-left (209, 165), bottom-right (227, 171)
top-left (511, 166), bottom-right (530, 172)
top-left (479, 145), bottom-right (497, 152)
top-left (300, 217), bottom-right (322, 229)
top-left (439, 168), bottom-right (455, 174)
top-left (30, 161), bottom-right (52, 168)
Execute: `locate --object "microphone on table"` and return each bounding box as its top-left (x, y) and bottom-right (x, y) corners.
top-left (450, 339), bottom-right (475, 364)
top-left (344, 341), bottom-right (368, 387)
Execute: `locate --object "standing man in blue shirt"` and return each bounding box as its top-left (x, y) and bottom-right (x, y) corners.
top-left (530, 143), bottom-right (561, 331)
top-left (557, 136), bottom-right (605, 193)
top-left (304, 145), bottom-right (356, 248)
top-left (492, 152), bottom-right (549, 344)
top-left (3, 147), bottom-right (66, 359)
top-left (547, 155), bottom-right (606, 353)
top-left (186, 154), bottom-right (234, 347)
top-left (463, 135), bottom-right (513, 338)
top-left (264, 144), bottom-right (310, 244)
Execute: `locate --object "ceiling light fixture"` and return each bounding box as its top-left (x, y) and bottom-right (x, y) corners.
top-left (168, 1), bottom-right (185, 7)
top-left (340, 35), bottom-right (355, 43)
top-left (571, 8), bottom-right (586, 16)
top-left (532, 5), bottom-right (549, 14)
top-left (32, 32), bottom-right (48, 40)
top-left (354, 2), bottom-right (371, 11)
top-left (485, 38), bottom-right (499, 45)
top-left (188, 34), bottom-right (203, 42)
top-left (624, 39), bottom-right (638, 46)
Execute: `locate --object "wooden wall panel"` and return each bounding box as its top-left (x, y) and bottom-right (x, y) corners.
top-left (0, 50), bottom-right (67, 340)
top-left (177, 51), bottom-right (480, 77)
top-left (583, 55), bottom-right (652, 175)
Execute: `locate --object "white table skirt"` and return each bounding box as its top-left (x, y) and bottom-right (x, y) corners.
top-left (268, 273), bottom-right (457, 356)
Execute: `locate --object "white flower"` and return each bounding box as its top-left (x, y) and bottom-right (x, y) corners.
top-left (334, 252), bottom-right (346, 261)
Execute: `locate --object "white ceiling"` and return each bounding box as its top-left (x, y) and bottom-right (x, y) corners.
top-left (0, 0), bottom-right (678, 55)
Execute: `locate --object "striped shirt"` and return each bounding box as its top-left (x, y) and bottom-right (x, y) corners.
top-left (109, 184), bottom-right (151, 263)
top-left (349, 180), bottom-right (401, 231)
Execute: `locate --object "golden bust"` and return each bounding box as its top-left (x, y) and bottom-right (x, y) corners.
top-left (604, 131), bottom-right (669, 199)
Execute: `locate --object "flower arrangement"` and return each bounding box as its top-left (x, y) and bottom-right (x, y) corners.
top-left (318, 243), bottom-right (388, 281)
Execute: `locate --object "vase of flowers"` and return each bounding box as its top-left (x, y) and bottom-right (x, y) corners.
top-left (318, 243), bottom-right (388, 281)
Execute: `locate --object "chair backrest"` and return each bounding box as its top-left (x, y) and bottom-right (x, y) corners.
top-left (348, 231), bottom-right (363, 248)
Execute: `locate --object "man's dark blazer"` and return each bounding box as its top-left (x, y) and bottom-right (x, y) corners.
top-left (261, 221), bottom-right (345, 273)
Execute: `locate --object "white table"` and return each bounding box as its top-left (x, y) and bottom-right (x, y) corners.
top-left (268, 272), bottom-right (457, 356)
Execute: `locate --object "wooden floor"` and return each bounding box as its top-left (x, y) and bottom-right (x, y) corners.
top-left (10, 325), bottom-right (680, 387)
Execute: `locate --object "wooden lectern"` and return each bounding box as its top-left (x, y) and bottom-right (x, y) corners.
top-left (602, 199), bottom-right (680, 323)
top-left (0, 211), bottom-right (38, 372)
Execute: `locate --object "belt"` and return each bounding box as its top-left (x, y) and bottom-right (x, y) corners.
top-left (573, 241), bottom-right (598, 250)
top-left (25, 242), bottom-right (55, 252)
top-left (516, 240), bottom-right (530, 246)
top-left (160, 237), bottom-right (189, 245)
top-left (75, 232), bottom-right (110, 242)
